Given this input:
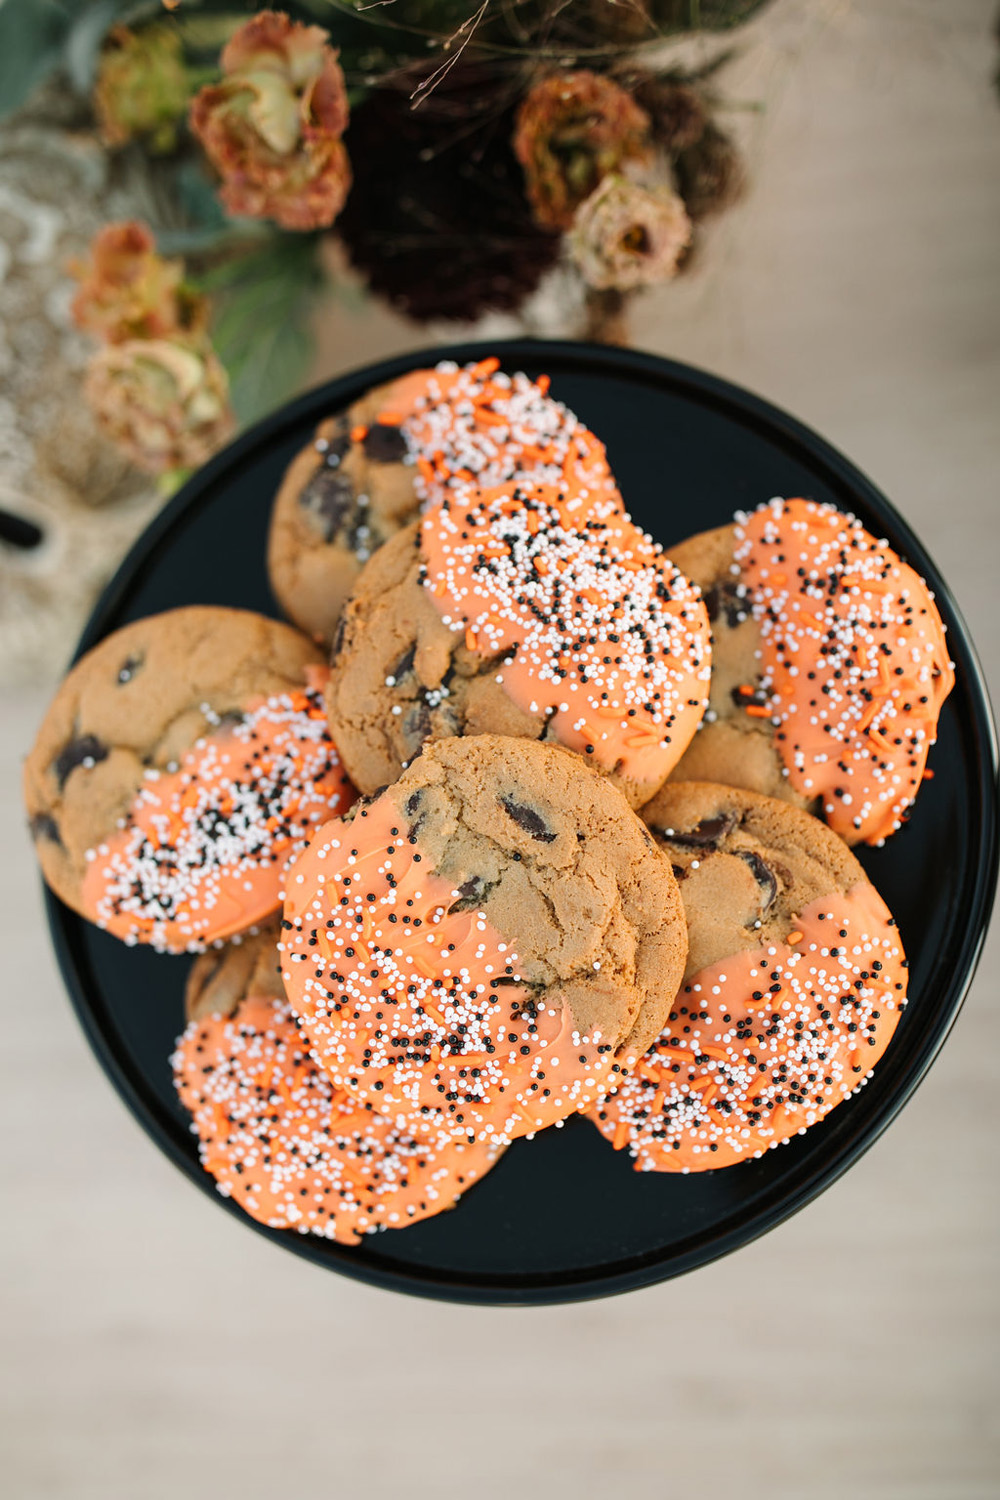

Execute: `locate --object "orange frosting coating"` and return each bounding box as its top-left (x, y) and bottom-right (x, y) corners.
top-left (736, 498), bottom-right (954, 844)
top-left (589, 882), bottom-right (907, 1172)
top-left (280, 794), bottom-right (621, 1146)
top-left (419, 482), bottom-right (712, 790)
top-left (173, 993), bottom-right (501, 1242)
top-left (375, 357), bottom-right (620, 508)
top-left (81, 671), bottom-right (354, 953)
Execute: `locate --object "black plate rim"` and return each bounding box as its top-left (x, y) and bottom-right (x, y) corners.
top-left (46, 337), bottom-right (1000, 1305)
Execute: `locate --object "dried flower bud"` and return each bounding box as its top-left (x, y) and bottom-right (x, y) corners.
top-left (85, 338), bottom-right (234, 474)
top-left (70, 222), bottom-right (207, 345)
top-left (190, 10), bottom-right (351, 231)
top-left (569, 174), bottom-right (692, 291)
top-left (675, 122), bottom-right (746, 221)
top-left (632, 79), bottom-right (707, 155)
top-left (94, 25), bottom-right (192, 154)
top-left (513, 71), bottom-right (652, 231)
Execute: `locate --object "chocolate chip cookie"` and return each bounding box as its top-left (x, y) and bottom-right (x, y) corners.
top-left (325, 479), bottom-right (710, 808)
top-left (174, 918), bottom-right (505, 1242)
top-left (24, 606), bottom-right (354, 951)
top-left (281, 734), bottom-right (687, 1144)
top-left (590, 779), bottom-right (909, 1170)
top-left (267, 357), bottom-right (618, 647)
top-left (668, 498), bottom-right (954, 844)
top-left (267, 381), bottom-right (419, 646)
top-left (184, 916), bottom-right (287, 1021)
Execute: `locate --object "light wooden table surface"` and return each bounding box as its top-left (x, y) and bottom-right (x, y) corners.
top-left (2, 2), bottom-right (998, 1496)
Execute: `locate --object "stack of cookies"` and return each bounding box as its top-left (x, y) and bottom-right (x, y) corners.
top-left (25, 357), bottom-right (955, 1242)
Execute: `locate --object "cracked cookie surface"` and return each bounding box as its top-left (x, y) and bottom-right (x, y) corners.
top-left (280, 735), bottom-right (686, 1144)
top-left (184, 916), bottom-right (287, 1022)
top-left (24, 606), bottom-right (354, 951)
top-left (325, 523), bottom-right (541, 794)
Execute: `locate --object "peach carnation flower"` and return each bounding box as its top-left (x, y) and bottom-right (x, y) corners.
top-left (70, 222), bottom-right (206, 345)
top-left (85, 338), bottom-right (234, 474)
top-left (569, 174), bottom-right (691, 291)
top-left (190, 10), bottom-right (351, 231)
top-left (94, 25), bottom-right (191, 153)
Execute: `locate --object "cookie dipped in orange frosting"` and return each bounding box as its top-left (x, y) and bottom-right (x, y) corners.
top-left (326, 481), bottom-right (711, 808)
top-left (669, 497), bottom-right (954, 844)
top-left (174, 926), bottom-right (503, 1242)
top-left (268, 357), bottom-right (620, 644)
top-left (25, 607), bottom-right (355, 953)
top-left (280, 736), bottom-right (686, 1146)
top-left (590, 781), bottom-right (909, 1171)
top-left (396, 356), bottom-right (618, 509)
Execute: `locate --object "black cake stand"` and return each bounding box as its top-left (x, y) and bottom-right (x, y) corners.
top-left (45, 341), bottom-right (999, 1304)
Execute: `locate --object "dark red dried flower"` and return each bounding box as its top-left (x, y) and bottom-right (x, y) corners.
top-left (632, 79), bottom-right (708, 155)
top-left (336, 63), bottom-right (560, 324)
top-left (675, 122), bottom-right (746, 220)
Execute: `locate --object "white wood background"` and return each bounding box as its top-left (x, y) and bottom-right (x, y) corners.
top-left (2, 2), bottom-right (998, 1495)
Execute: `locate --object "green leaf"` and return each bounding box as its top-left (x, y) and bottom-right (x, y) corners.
top-left (153, 162), bottom-right (270, 257)
top-left (0, 0), bottom-right (73, 119)
top-left (0, 0), bottom-right (150, 119)
top-left (201, 237), bottom-right (323, 425)
top-left (173, 160), bottom-right (234, 234)
top-left (64, 0), bottom-right (121, 92)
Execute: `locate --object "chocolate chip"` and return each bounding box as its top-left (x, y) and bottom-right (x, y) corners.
top-left (448, 876), bottom-right (489, 914)
top-left (499, 796), bottom-right (556, 842)
top-left (731, 683), bottom-right (769, 709)
top-left (53, 734), bottom-right (108, 789)
top-left (403, 702), bottom-right (432, 750)
top-left (408, 810), bottom-right (427, 839)
top-left (29, 812), bottom-right (62, 846)
top-left (704, 581), bottom-right (749, 630)
top-left (330, 614), bottom-right (347, 664)
top-left (299, 467), bottom-right (356, 543)
top-left (218, 709), bottom-right (245, 729)
top-left (391, 645), bottom-right (416, 681)
top-left (736, 849), bottom-right (778, 912)
top-left (404, 790), bottom-right (422, 816)
top-left (661, 812), bottom-right (736, 849)
top-left (362, 423), bottom-right (408, 463)
top-left (321, 427), bottom-right (351, 465)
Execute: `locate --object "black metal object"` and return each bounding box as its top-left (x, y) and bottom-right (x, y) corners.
top-left (45, 339), bottom-right (999, 1305)
top-left (0, 508), bottom-right (44, 549)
